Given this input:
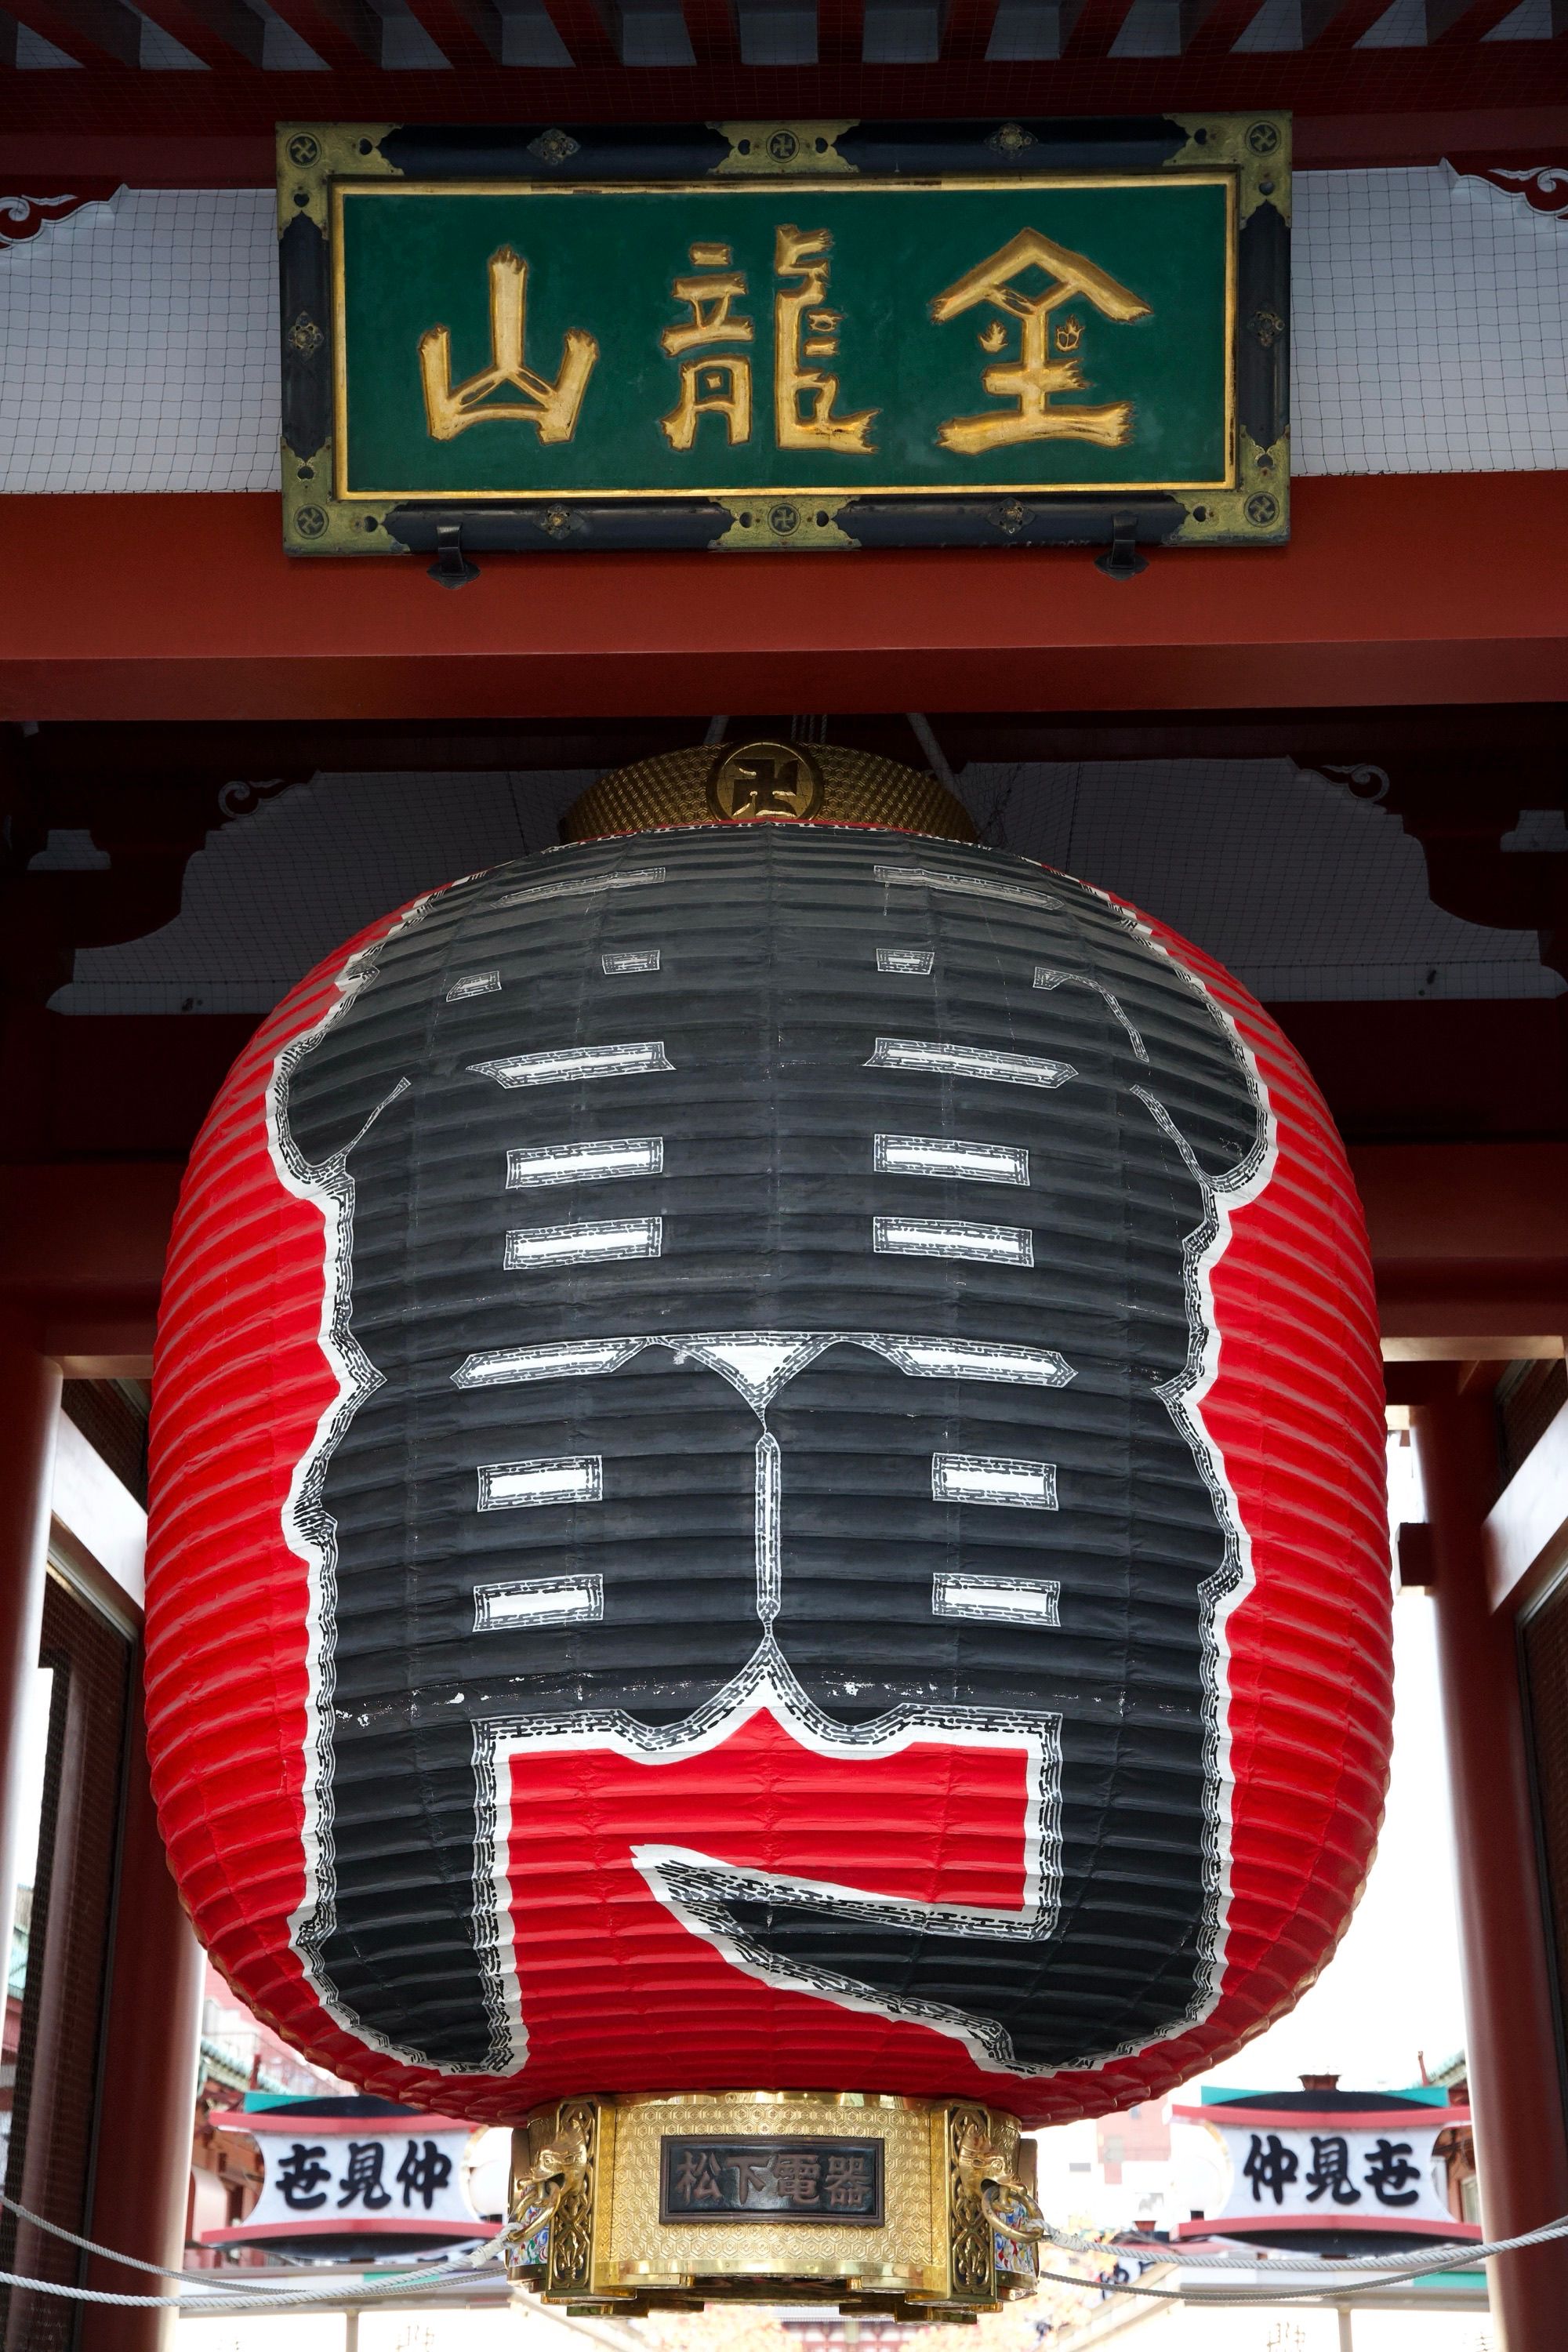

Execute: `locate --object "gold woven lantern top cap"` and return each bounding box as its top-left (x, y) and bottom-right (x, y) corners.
top-left (561, 739), bottom-right (977, 845)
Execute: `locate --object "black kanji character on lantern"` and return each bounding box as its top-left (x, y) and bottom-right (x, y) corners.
top-left (274, 2143), bottom-right (332, 2211)
top-left (1364, 2139), bottom-right (1421, 2207)
top-left (396, 2140), bottom-right (453, 2211)
top-left (281, 829), bottom-right (1266, 2080)
top-left (338, 2141), bottom-right (393, 2209)
top-left (1304, 2136), bottom-right (1362, 2207)
top-left (1243, 2135), bottom-right (1299, 2207)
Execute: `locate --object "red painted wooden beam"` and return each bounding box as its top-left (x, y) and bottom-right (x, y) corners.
top-left (1355, 1140), bottom-right (1568, 1351)
top-left (1356, 1142), bottom-right (1568, 1266)
top-left (3, 475), bottom-right (1568, 723)
top-left (0, 1163), bottom-right (178, 1321)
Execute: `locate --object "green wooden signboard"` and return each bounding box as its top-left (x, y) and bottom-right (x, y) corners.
top-left (278, 117), bottom-right (1290, 567)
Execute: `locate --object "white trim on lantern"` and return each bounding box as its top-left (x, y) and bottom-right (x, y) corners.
top-left (474, 1575), bottom-right (604, 1632)
top-left (475, 1670), bottom-right (1065, 2082)
top-left (453, 1329), bottom-right (1074, 1398)
top-left (866, 1038), bottom-right (1076, 1090)
top-left (476, 1456), bottom-right (604, 1511)
top-left (503, 1219), bottom-right (663, 1269)
top-left (874, 1134), bottom-right (1029, 1185)
top-left (873, 865), bottom-right (1063, 913)
top-left (874, 1217), bottom-right (1034, 1267)
top-left (934, 1573), bottom-right (1062, 1628)
top-left (453, 1338), bottom-right (648, 1388)
top-left (500, 867), bottom-right (666, 906)
top-left (932, 1454), bottom-right (1058, 1510)
top-left (1032, 967), bottom-right (1149, 1062)
top-left (506, 1138), bottom-right (664, 1189)
top-left (1066, 874), bottom-right (1281, 2082)
top-left (470, 1041), bottom-right (674, 1089)
top-left (863, 1336), bottom-right (1073, 1386)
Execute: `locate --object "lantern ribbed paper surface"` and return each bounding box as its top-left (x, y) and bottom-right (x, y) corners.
top-left (145, 821), bottom-right (1390, 2127)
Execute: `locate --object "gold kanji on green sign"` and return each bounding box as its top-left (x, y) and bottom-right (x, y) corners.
top-left (930, 230), bottom-right (1151, 454)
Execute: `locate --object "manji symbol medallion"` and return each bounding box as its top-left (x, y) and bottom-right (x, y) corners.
top-left (707, 742), bottom-right (826, 822)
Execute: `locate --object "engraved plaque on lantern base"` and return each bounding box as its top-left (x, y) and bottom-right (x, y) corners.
top-left (508, 2091), bottom-right (1038, 2318)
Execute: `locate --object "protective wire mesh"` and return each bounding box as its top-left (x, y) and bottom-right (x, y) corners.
top-left (0, 191), bottom-right (275, 494)
top-left (50, 759), bottom-right (1563, 1015)
top-left (3, 169), bottom-right (1568, 490)
top-left (962, 757), bottom-right (1565, 1002)
top-left (1294, 166), bottom-right (1568, 474)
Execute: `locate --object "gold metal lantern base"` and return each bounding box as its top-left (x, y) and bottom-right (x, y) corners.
top-left (505, 2091), bottom-right (1042, 2320)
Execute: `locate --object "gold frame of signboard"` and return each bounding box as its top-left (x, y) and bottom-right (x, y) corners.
top-left (276, 113), bottom-right (1289, 563)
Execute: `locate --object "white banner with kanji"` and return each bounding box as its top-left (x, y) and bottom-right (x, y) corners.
top-left (1173, 2105), bottom-right (1473, 2238)
top-left (203, 2112), bottom-right (495, 2245)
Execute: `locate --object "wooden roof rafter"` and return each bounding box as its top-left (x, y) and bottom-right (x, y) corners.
top-left (398, 0), bottom-right (506, 67)
top-left (1060, 0), bottom-right (1141, 60)
top-left (137, 0), bottom-right (266, 62)
top-left (260, 0), bottom-right (381, 68)
top-left (1, 0), bottom-right (1565, 77)
top-left (5, 0), bottom-right (143, 66)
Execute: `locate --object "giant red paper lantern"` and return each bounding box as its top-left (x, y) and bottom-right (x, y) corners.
top-left (145, 748), bottom-right (1392, 2135)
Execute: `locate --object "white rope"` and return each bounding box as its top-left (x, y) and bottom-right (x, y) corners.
top-left (1044, 2208), bottom-right (1568, 2276)
top-left (0, 2256), bottom-right (506, 2313)
top-left (2, 2180), bottom-right (1564, 2316)
top-left (0, 2190), bottom-right (274, 2287)
top-left (1029, 2208), bottom-right (1568, 2306)
top-left (0, 2187), bottom-right (500, 2313)
top-left (1032, 2265), bottom-right (1460, 2308)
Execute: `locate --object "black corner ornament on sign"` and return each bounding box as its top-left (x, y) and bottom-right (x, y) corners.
top-left (659, 2136), bottom-right (884, 2224)
top-left (277, 116), bottom-right (1290, 562)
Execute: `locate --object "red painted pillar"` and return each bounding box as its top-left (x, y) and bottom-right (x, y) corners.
top-left (0, 1310), bottom-right (58, 2014)
top-left (0, 1312), bottom-right (58, 2350)
top-left (82, 1678), bottom-right (204, 2352)
top-left (1416, 1391), bottom-right (1568, 2350)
